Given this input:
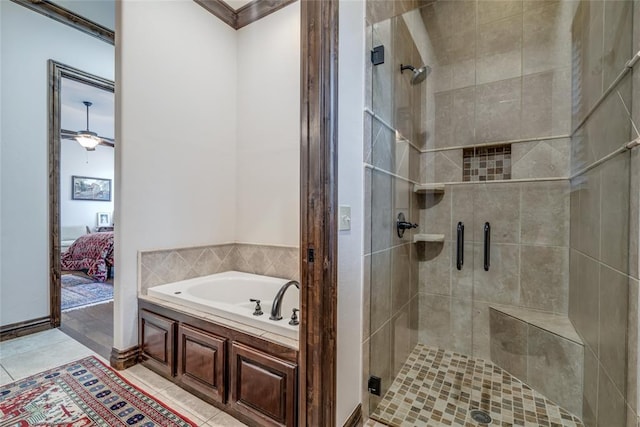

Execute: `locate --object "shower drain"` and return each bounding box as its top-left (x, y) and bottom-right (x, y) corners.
top-left (470, 409), bottom-right (492, 424)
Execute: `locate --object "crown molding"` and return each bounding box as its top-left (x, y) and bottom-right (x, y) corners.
top-left (194, 0), bottom-right (297, 30)
top-left (10, 0), bottom-right (114, 45)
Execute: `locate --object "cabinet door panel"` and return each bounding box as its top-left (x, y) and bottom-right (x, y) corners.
top-left (230, 342), bottom-right (297, 427)
top-left (139, 310), bottom-right (176, 377)
top-left (177, 324), bottom-right (226, 403)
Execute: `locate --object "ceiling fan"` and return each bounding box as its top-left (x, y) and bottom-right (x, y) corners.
top-left (61, 101), bottom-right (114, 151)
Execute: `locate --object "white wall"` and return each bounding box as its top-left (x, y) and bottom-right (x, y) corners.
top-left (235, 3), bottom-right (300, 247)
top-left (0, 1), bottom-right (114, 326)
top-left (60, 142), bottom-right (115, 229)
top-left (337, 0), bottom-right (366, 424)
top-left (116, 0), bottom-right (238, 349)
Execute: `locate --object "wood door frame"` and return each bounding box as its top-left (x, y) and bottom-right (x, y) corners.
top-left (299, 0), bottom-right (339, 425)
top-left (48, 60), bottom-right (115, 327)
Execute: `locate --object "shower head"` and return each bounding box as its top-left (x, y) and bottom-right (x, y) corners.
top-left (400, 64), bottom-right (431, 85)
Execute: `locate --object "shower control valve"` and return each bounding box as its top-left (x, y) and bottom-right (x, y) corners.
top-left (249, 299), bottom-right (263, 316)
top-left (397, 212), bottom-right (419, 238)
top-left (289, 308), bottom-right (299, 326)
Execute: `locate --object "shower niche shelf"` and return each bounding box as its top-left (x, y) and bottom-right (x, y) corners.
top-left (413, 233), bottom-right (445, 243)
top-left (414, 183), bottom-right (445, 194)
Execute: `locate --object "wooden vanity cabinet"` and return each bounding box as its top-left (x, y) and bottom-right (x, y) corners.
top-left (230, 342), bottom-right (297, 427)
top-left (177, 324), bottom-right (226, 403)
top-left (138, 301), bottom-right (298, 427)
top-left (139, 309), bottom-right (176, 377)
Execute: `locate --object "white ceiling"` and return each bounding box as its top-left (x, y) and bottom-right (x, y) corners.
top-left (49, 0), bottom-right (115, 30)
top-left (61, 77), bottom-right (114, 140)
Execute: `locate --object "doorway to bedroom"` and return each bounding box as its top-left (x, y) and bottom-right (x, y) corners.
top-left (50, 62), bottom-right (115, 359)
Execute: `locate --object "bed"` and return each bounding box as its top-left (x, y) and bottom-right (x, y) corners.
top-left (61, 231), bottom-right (114, 282)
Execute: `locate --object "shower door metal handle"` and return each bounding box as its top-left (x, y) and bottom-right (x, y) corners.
top-left (484, 222), bottom-right (491, 271)
top-left (456, 222), bottom-right (464, 270)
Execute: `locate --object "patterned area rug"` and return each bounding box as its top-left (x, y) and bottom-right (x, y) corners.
top-left (62, 275), bottom-right (113, 312)
top-left (0, 356), bottom-right (196, 426)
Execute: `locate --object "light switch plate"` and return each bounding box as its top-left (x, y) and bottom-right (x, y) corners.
top-left (339, 205), bottom-right (351, 231)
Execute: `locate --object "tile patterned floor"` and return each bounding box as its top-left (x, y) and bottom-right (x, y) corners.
top-left (370, 344), bottom-right (584, 427)
top-left (0, 329), bottom-right (247, 427)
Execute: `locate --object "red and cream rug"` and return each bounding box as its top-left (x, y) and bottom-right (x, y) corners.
top-left (0, 356), bottom-right (196, 426)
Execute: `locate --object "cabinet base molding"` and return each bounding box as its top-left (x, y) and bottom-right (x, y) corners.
top-left (110, 345), bottom-right (140, 370)
top-left (343, 404), bottom-right (362, 427)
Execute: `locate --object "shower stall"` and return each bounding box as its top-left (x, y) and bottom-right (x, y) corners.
top-left (363, 1), bottom-right (638, 426)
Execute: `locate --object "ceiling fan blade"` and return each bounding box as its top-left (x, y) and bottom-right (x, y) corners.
top-left (61, 129), bottom-right (77, 139)
top-left (98, 135), bottom-right (115, 144)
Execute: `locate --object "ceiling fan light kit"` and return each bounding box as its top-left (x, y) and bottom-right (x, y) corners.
top-left (74, 101), bottom-right (102, 151)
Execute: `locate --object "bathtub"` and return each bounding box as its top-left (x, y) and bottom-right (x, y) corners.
top-left (147, 271), bottom-right (299, 339)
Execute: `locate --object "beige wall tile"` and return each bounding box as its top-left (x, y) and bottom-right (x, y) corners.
top-left (628, 277), bottom-right (639, 415)
top-left (391, 244), bottom-right (411, 313)
top-left (418, 241), bottom-right (450, 296)
top-left (363, 255), bottom-right (372, 340)
top-left (598, 365), bottom-right (628, 427)
top-left (576, 254), bottom-right (600, 355)
top-left (450, 297), bottom-right (473, 355)
top-left (476, 15), bottom-right (522, 85)
top-left (583, 345), bottom-right (599, 427)
top-left (371, 249), bottom-right (392, 333)
top-left (473, 183), bottom-right (521, 244)
top-left (511, 139), bottom-right (570, 179)
top-left (523, 1), bottom-right (574, 75)
top-left (472, 301), bottom-right (492, 359)
top-left (371, 170), bottom-right (393, 252)
top-left (418, 293), bottom-right (451, 348)
top-left (489, 308), bottom-right (528, 380)
top-left (473, 243), bottom-right (521, 305)
top-left (475, 77), bottom-right (522, 143)
top-left (520, 245), bottom-right (569, 314)
top-left (370, 320), bottom-right (392, 400)
top-left (477, 0), bottom-right (522, 25)
top-left (391, 307), bottom-right (411, 377)
top-left (603, 0), bottom-right (633, 89)
top-left (599, 265), bottom-right (629, 395)
top-left (527, 325), bottom-right (584, 417)
top-left (520, 180), bottom-right (569, 246)
top-left (601, 152), bottom-right (631, 274)
top-left (577, 168), bottom-right (601, 259)
top-left (420, 150), bottom-right (463, 184)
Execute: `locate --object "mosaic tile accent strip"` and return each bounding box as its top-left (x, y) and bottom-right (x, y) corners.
top-left (370, 344), bottom-right (584, 427)
top-left (140, 243), bottom-right (299, 293)
top-left (463, 144), bottom-right (512, 182)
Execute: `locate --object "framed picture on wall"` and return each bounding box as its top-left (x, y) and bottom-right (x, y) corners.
top-left (72, 176), bottom-right (111, 201)
top-left (97, 212), bottom-right (112, 227)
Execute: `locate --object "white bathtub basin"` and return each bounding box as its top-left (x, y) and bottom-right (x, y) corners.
top-left (147, 271), bottom-right (299, 339)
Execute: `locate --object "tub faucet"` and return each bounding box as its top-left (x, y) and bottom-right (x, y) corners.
top-left (270, 280), bottom-right (300, 321)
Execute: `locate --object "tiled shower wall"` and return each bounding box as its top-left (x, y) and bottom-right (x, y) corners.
top-left (139, 243), bottom-right (299, 294)
top-left (416, 0), bottom-right (574, 361)
top-left (568, 1), bottom-right (639, 426)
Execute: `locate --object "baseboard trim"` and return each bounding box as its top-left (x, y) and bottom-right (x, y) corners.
top-left (110, 345), bottom-right (140, 370)
top-left (343, 403), bottom-right (363, 427)
top-left (0, 316), bottom-right (52, 341)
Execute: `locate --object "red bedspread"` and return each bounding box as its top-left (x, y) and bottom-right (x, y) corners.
top-left (61, 232), bottom-right (114, 282)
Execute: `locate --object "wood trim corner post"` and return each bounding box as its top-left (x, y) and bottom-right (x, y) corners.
top-left (299, 0), bottom-right (339, 426)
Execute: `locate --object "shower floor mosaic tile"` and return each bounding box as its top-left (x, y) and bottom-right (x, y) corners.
top-left (370, 344), bottom-right (584, 427)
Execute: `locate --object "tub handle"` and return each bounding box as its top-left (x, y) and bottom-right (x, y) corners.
top-left (249, 299), bottom-right (263, 316)
top-left (289, 308), bottom-right (299, 326)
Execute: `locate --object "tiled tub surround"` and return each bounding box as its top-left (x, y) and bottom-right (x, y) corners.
top-left (568, 0), bottom-right (639, 425)
top-left (139, 243), bottom-right (299, 294)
